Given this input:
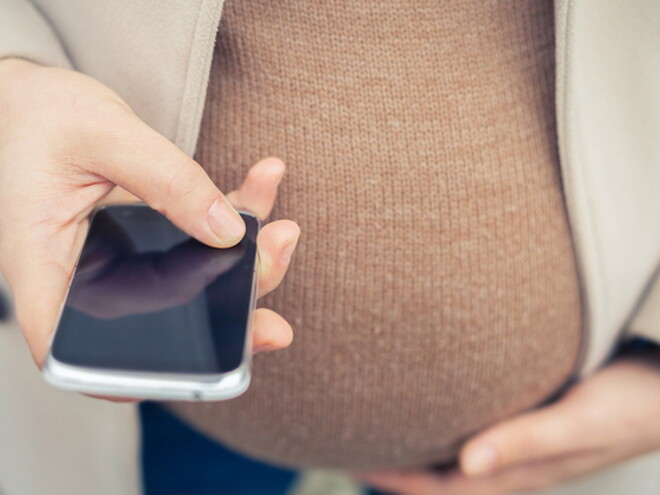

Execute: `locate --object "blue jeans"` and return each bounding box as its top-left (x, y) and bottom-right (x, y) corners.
top-left (140, 401), bottom-right (298, 495)
top-left (140, 402), bottom-right (385, 495)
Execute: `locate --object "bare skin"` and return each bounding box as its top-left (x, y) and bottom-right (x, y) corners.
top-left (0, 58), bottom-right (299, 383)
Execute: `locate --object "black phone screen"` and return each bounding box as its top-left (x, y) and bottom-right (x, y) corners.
top-left (51, 205), bottom-right (258, 374)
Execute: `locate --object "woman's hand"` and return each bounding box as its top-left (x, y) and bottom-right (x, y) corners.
top-left (0, 58), bottom-right (299, 370)
top-left (358, 351), bottom-right (660, 494)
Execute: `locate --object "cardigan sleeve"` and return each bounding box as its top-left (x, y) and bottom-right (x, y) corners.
top-left (0, 0), bottom-right (72, 69)
top-left (626, 267), bottom-right (660, 344)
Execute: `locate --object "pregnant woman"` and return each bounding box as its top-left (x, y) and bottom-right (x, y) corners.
top-left (1, 1), bottom-right (660, 495)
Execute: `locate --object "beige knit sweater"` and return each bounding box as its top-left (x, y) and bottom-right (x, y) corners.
top-left (169, 0), bottom-right (583, 470)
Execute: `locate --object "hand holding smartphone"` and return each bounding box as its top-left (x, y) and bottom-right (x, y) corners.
top-left (0, 68), bottom-right (296, 398)
top-left (44, 204), bottom-right (261, 401)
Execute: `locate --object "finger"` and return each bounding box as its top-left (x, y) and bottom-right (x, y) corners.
top-left (81, 112), bottom-right (245, 248)
top-left (360, 454), bottom-right (607, 495)
top-left (6, 222), bottom-right (88, 367)
top-left (12, 263), bottom-right (69, 367)
top-left (460, 402), bottom-right (592, 478)
top-left (490, 453), bottom-right (613, 493)
top-left (357, 470), bottom-right (447, 495)
top-left (97, 185), bottom-right (140, 206)
top-left (360, 468), bottom-right (549, 495)
top-left (450, 451), bottom-right (612, 495)
top-left (225, 157), bottom-right (285, 220)
top-left (251, 308), bottom-right (293, 353)
top-left (256, 220), bottom-right (300, 298)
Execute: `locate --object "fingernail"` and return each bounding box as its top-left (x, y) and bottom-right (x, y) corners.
top-left (207, 198), bottom-right (245, 245)
top-left (280, 241), bottom-right (297, 265)
top-left (265, 158), bottom-right (286, 184)
top-left (465, 445), bottom-right (498, 477)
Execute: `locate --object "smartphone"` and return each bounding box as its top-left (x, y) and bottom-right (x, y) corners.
top-left (43, 203), bottom-right (259, 401)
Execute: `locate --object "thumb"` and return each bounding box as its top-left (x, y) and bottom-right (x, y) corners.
top-left (82, 112), bottom-right (245, 248)
top-left (460, 402), bottom-right (581, 477)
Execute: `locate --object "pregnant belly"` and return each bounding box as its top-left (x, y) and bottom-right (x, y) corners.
top-left (167, 187), bottom-right (583, 470)
top-left (170, 0), bottom-right (582, 470)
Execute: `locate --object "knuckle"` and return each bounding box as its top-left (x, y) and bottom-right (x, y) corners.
top-left (74, 98), bottom-right (134, 148)
top-left (163, 159), bottom-right (206, 203)
top-left (140, 156), bottom-right (204, 214)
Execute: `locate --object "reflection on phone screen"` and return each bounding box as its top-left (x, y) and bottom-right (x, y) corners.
top-left (51, 206), bottom-right (258, 374)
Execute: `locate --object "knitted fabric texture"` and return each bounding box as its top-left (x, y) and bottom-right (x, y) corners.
top-left (169, 0), bottom-right (583, 470)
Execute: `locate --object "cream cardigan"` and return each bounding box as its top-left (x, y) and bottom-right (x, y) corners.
top-left (0, 0), bottom-right (659, 494)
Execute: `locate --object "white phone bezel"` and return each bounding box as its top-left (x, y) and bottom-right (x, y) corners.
top-left (42, 204), bottom-right (259, 401)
